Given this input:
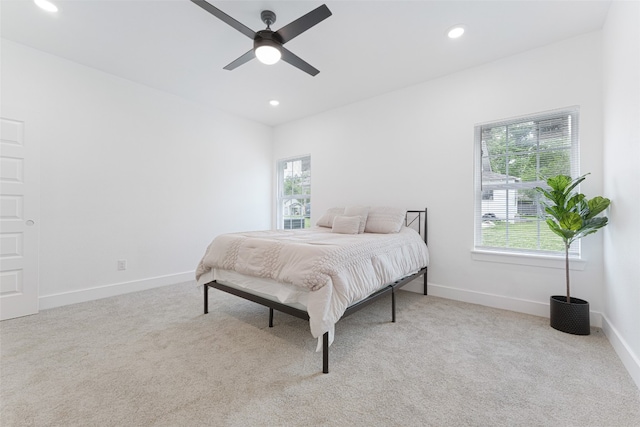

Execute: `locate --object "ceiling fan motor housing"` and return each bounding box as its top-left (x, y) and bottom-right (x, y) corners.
top-left (254, 30), bottom-right (283, 48)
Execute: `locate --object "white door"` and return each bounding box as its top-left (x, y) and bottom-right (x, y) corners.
top-left (0, 115), bottom-right (39, 320)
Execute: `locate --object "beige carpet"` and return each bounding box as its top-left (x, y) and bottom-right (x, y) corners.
top-left (1, 281), bottom-right (638, 427)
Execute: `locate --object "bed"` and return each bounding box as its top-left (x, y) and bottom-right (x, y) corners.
top-left (196, 207), bottom-right (429, 373)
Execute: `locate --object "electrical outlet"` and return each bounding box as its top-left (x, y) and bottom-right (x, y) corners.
top-left (117, 259), bottom-right (127, 271)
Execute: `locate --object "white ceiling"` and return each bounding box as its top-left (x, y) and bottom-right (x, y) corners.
top-left (1, 0), bottom-right (611, 126)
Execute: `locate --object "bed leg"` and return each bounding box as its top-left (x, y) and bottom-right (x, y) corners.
top-left (323, 332), bottom-right (329, 374)
top-left (392, 289), bottom-right (396, 323)
top-left (269, 308), bottom-right (274, 327)
top-left (204, 284), bottom-right (209, 314)
top-left (424, 272), bottom-right (428, 296)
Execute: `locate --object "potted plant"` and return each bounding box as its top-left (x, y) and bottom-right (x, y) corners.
top-left (535, 174), bottom-right (610, 335)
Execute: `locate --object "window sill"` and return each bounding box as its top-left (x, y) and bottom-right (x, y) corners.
top-left (471, 250), bottom-right (586, 271)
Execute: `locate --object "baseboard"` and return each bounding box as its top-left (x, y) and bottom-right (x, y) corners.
top-left (602, 314), bottom-right (640, 390)
top-left (406, 281), bottom-right (603, 328)
top-left (39, 271), bottom-right (195, 310)
top-left (406, 282), bottom-right (640, 388)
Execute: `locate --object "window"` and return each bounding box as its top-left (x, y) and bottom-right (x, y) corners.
top-left (277, 155), bottom-right (311, 230)
top-left (474, 107), bottom-right (580, 256)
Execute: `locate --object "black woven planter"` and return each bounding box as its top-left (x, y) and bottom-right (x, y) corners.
top-left (550, 296), bottom-right (590, 335)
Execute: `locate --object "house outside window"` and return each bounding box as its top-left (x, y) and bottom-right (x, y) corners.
top-left (474, 107), bottom-right (580, 256)
top-left (277, 155), bottom-right (310, 229)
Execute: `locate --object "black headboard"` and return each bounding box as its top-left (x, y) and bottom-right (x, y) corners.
top-left (405, 209), bottom-right (428, 245)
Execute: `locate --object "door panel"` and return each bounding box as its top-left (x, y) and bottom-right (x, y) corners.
top-left (0, 116), bottom-right (39, 320)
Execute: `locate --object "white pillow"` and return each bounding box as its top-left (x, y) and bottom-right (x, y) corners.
top-left (316, 207), bottom-right (345, 228)
top-left (331, 215), bottom-right (361, 234)
top-left (344, 205), bottom-right (370, 234)
top-left (364, 206), bottom-right (405, 234)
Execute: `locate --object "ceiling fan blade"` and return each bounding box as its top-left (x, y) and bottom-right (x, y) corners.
top-left (280, 46), bottom-right (320, 76)
top-left (191, 0), bottom-right (256, 39)
top-left (223, 49), bottom-right (255, 71)
top-left (275, 4), bottom-right (332, 44)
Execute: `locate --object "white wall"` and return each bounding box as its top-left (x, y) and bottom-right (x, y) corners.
top-left (1, 40), bottom-right (273, 307)
top-left (274, 32), bottom-right (604, 320)
top-left (602, 0), bottom-right (640, 388)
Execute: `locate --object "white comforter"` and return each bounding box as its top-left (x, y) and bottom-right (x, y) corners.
top-left (196, 226), bottom-right (429, 344)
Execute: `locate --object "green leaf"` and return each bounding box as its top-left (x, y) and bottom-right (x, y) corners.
top-left (536, 186), bottom-right (565, 206)
top-left (564, 174), bottom-right (588, 195)
top-left (546, 219), bottom-right (573, 242)
top-left (544, 206), bottom-right (563, 221)
top-left (566, 193), bottom-right (586, 212)
top-left (576, 199), bottom-right (590, 217)
top-left (547, 175), bottom-right (573, 192)
top-left (535, 187), bottom-right (555, 203)
top-left (559, 212), bottom-right (582, 231)
top-left (586, 196), bottom-right (611, 219)
top-left (578, 217), bottom-right (609, 236)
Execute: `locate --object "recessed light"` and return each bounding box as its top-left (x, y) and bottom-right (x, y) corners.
top-left (34, 0), bottom-right (58, 12)
top-left (269, 100), bottom-right (280, 107)
top-left (447, 25), bottom-right (465, 39)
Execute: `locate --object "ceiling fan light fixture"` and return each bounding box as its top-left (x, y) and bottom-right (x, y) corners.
top-left (255, 45), bottom-right (281, 65)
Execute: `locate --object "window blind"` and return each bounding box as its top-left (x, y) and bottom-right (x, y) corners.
top-left (474, 107), bottom-right (580, 256)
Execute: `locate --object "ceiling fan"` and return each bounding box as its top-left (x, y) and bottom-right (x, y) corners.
top-left (191, 1), bottom-right (332, 76)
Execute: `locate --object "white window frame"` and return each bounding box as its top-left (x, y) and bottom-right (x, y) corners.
top-left (276, 155), bottom-right (311, 230)
top-left (473, 107), bottom-right (581, 264)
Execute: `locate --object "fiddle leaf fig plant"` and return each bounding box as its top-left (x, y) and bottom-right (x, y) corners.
top-left (535, 174), bottom-right (610, 302)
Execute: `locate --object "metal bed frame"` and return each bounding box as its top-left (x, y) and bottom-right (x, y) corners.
top-left (203, 209), bottom-right (428, 373)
